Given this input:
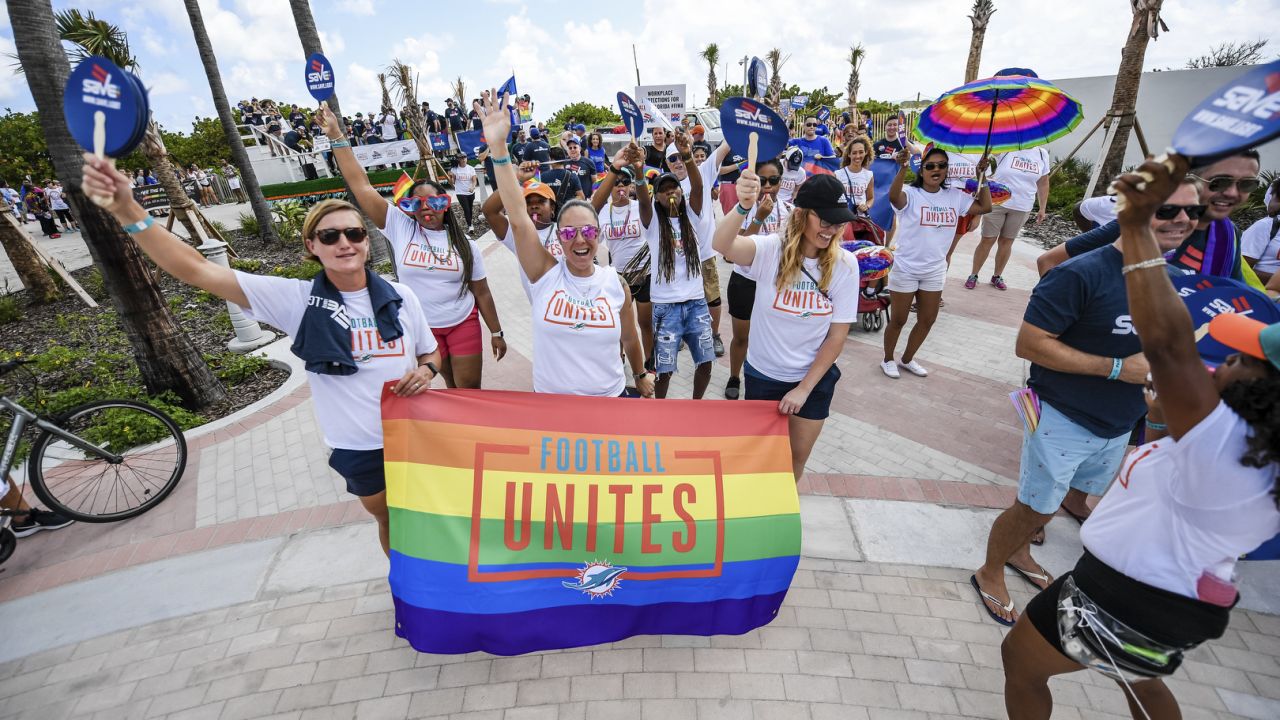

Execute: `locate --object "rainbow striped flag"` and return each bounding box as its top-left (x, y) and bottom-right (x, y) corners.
top-left (382, 388), bottom-right (800, 656)
top-left (591, 172), bottom-right (608, 192)
top-left (391, 172), bottom-right (414, 203)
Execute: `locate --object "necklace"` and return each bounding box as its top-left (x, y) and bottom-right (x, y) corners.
top-left (415, 223), bottom-right (453, 266)
top-left (608, 201), bottom-right (633, 239)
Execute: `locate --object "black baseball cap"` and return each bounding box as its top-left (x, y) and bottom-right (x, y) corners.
top-left (793, 175), bottom-right (857, 224)
top-left (654, 172), bottom-right (680, 190)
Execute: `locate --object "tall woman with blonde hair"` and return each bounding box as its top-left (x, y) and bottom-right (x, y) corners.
top-left (713, 172), bottom-right (862, 480)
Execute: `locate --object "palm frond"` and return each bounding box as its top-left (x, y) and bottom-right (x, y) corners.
top-left (56, 9), bottom-right (136, 70)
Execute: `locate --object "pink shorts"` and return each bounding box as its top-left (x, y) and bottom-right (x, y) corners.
top-left (431, 308), bottom-right (482, 359)
top-left (719, 183), bottom-right (739, 216)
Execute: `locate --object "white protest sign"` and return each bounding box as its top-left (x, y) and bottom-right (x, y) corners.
top-left (635, 84), bottom-right (685, 129)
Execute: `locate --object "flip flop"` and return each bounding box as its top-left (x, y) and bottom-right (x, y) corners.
top-left (1005, 562), bottom-right (1053, 591)
top-left (969, 574), bottom-right (1015, 627)
top-left (1062, 507), bottom-right (1088, 525)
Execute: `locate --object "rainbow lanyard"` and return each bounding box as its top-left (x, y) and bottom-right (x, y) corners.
top-left (608, 201), bottom-right (633, 239)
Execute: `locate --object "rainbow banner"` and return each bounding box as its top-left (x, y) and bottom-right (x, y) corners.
top-left (382, 388), bottom-right (801, 656)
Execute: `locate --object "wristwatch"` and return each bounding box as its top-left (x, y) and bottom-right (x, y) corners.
top-left (492, 330), bottom-right (505, 338)
top-left (419, 360), bottom-right (440, 377)
top-left (633, 371), bottom-right (651, 381)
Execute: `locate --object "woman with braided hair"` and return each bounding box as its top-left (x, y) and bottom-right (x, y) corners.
top-left (317, 105), bottom-right (506, 390)
top-left (639, 129), bottom-right (717, 399)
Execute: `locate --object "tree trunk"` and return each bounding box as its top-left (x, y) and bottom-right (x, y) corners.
top-left (288, 0), bottom-right (390, 265)
top-left (9, 0), bottom-right (227, 408)
top-left (183, 0), bottom-right (279, 244)
top-left (964, 25), bottom-right (987, 83)
top-left (1096, 11), bottom-right (1152, 195)
top-left (141, 122), bottom-right (204, 242)
top-left (0, 199), bottom-right (59, 303)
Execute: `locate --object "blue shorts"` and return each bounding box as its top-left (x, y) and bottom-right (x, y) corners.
top-left (328, 448), bottom-right (385, 497)
top-left (744, 362), bottom-right (841, 420)
top-left (652, 298), bottom-right (714, 374)
top-left (1017, 402), bottom-right (1129, 514)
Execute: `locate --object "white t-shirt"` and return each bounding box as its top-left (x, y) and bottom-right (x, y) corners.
top-left (528, 262), bottom-right (627, 397)
top-left (451, 165), bottom-right (476, 195)
top-left (383, 204), bottom-right (486, 328)
top-left (777, 168), bottom-right (807, 205)
top-left (833, 167), bottom-right (873, 207)
top-left (679, 153), bottom-right (722, 242)
top-left (1240, 216), bottom-right (1280, 274)
top-left (501, 224), bottom-right (565, 298)
top-left (944, 152), bottom-right (981, 183)
top-left (46, 187), bottom-right (69, 211)
top-left (236, 272), bottom-right (437, 451)
top-left (742, 234), bottom-right (859, 382)
top-left (1081, 402), bottom-right (1280, 600)
top-left (600, 200), bottom-right (644, 272)
top-left (892, 186), bottom-right (974, 275)
top-left (990, 148), bottom-right (1049, 212)
top-left (1079, 195), bottom-right (1118, 227)
top-left (642, 212), bottom-right (715, 304)
top-left (744, 199), bottom-right (794, 236)
top-left (380, 113), bottom-right (398, 141)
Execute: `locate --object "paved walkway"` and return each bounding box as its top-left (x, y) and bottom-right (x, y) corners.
top-left (1, 226), bottom-right (1277, 719)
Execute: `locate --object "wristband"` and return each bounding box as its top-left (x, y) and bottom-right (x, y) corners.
top-left (680, 153), bottom-right (694, 162)
top-left (734, 203), bottom-right (750, 216)
top-left (122, 215), bottom-right (154, 235)
top-left (329, 139), bottom-right (350, 149)
top-left (1145, 420), bottom-right (1167, 431)
top-left (491, 155), bottom-right (512, 166)
top-left (1121, 258), bottom-right (1167, 275)
top-left (750, 216), bottom-right (764, 226)
top-left (608, 164), bottom-right (623, 175)
top-left (1107, 357), bottom-right (1123, 381)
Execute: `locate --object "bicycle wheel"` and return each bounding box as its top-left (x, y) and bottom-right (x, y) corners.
top-left (28, 400), bottom-right (187, 522)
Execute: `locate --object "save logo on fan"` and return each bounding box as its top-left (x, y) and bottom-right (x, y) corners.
top-left (82, 64), bottom-right (121, 109)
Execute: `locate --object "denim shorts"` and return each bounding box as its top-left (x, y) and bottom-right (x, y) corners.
top-left (1017, 401), bottom-right (1129, 514)
top-left (652, 298), bottom-right (714, 374)
top-left (328, 448), bottom-right (386, 497)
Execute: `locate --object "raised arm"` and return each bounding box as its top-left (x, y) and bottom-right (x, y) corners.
top-left (888, 148), bottom-right (911, 210)
top-left (590, 144), bottom-right (645, 212)
top-left (481, 90), bottom-right (557, 284)
top-left (83, 155), bottom-right (248, 307)
top-left (713, 171), bottom-right (760, 266)
top-left (316, 105), bottom-right (388, 229)
top-left (1113, 157), bottom-right (1219, 439)
top-left (672, 130), bottom-right (703, 217)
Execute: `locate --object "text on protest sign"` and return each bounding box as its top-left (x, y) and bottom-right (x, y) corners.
top-left (635, 84), bottom-right (686, 128)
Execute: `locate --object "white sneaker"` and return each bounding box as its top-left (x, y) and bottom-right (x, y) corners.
top-left (880, 360), bottom-right (900, 379)
top-left (899, 360), bottom-right (929, 377)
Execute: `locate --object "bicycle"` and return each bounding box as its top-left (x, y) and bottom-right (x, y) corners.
top-left (0, 359), bottom-right (187, 564)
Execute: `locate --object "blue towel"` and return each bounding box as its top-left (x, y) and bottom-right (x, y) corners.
top-left (291, 268), bottom-right (404, 376)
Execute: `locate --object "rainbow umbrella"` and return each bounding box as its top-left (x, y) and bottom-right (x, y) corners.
top-left (913, 74), bottom-right (1083, 155)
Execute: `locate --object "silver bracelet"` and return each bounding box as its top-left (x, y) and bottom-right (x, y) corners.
top-left (1121, 258), bottom-right (1166, 275)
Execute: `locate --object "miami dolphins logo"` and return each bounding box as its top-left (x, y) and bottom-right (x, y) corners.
top-left (570, 321), bottom-right (587, 331)
top-left (562, 560), bottom-right (626, 599)
top-left (355, 353), bottom-right (373, 363)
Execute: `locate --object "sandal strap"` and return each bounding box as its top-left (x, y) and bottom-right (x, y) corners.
top-left (978, 589), bottom-right (1014, 613)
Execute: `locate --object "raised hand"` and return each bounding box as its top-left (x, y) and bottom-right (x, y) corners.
top-left (736, 169), bottom-right (761, 210)
top-left (517, 161), bottom-right (538, 184)
top-left (894, 148), bottom-right (911, 167)
top-left (82, 153), bottom-right (138, 216)
top-left (480, 89), bottom-right (512, 146)
top-left (756, 192), bottom-right (775, 220)
top-left (1111, 154), bottom-right (1190, 229)
top-left (672, 129), bottom-right (692, 155)
top-left (315, 105), bottom-right (343, 139)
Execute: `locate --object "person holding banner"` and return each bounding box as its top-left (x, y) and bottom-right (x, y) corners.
top-left (713, 171), bottom-right (859, 480)
top-left (641, 130), bottom-right (716, 399)
top-left (81, 156), bottom-right (441, 557)
top-left (882, 146), bottom-right (991, 379)
top-left (480, 90), bottom-right (654, 399)
top-left (999, 156), bottom-right (1280, 720)
top-left (724, 158), bottom-right (794, 401)
top-left (317, 105), bottom-right (507, 390)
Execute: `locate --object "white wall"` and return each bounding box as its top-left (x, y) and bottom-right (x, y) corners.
top-left (1044, 66), bottom-right (1279, 172)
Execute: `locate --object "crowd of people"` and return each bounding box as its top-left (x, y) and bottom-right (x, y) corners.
top-left (70, 71), bottom-right (1280, 719)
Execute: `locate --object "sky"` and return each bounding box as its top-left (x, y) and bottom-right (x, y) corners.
top-left (0, 0), bottom-right (1276, 134)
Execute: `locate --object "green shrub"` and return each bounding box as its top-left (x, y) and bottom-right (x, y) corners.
top-left (272, 201), bottom-right (308, 242)
top-left (238, 212), bottom-right (260, 238)
top-left (373, 261), bottom-right (394, 276)
top-left (209, 220), bottom-right (231, 239)
top-left (0, 295), bottom-right (20, 325)
top-left (230, 258), bottom-right (264, 273)
top-left (203, 351), bottom-right (268, 385)
top-left (269, 259), bottom-right (323, 280)
top-left (192, 289), bottom-right (221, 305)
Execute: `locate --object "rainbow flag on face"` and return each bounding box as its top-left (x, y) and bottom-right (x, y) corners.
top-left (391, 172), bottom-right (414, 203)
top-left (382, 388), bottom-right (800, 656)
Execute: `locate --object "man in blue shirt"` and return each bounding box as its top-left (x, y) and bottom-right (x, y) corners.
top-left (787, 117), bottom-right (835, 174)
top-left (972, 178), bottom-right (1204, 625)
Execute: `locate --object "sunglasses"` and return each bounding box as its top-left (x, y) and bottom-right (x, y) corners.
top-left (922, 162), bottom-right (949, 171)
top-left (1154, 203), bottom-right (1208, 221)
top-left (804, 123), bottom-right (818, 128)
top-left (398, 195), bottom-right (452, 213)
top-left (759, 176), bottom-right (782, 186)
top-left (558, 225), bottom-right (600, 242)
top-left (1190, 174), bottom-right (1262, 194)
top-left (314, 227), bottom-right (369, 245)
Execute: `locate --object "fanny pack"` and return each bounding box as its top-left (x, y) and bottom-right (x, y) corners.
top-left (1057, 575), bottom-right (1195, 683)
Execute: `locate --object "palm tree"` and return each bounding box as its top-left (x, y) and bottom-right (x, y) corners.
top-left (700, 44), bottom-right (719, 107)
top-left (964, 0), bottom-right (996, 83)
top-left (1096, 0), bottom-right (1168, 193)
top-left (182, 0), bottom-right (279, 244)
top-left (0, 197), bottom-right (58, 303)
top-left (846, 44), bottom-right (865, 121)
top-left (288, 0), bottom-right (390, 264)
top-left (8, 0), bottom-right (226, 408)
top-left (766, 48), bottom-right (788, 113)
top-left (54, 9), bottom-right (208, 245)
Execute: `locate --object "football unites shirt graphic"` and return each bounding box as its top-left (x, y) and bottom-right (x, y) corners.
top-left (919, 204), bottom-right (960, 229)
top-left (402, 239), bottom-right (461, 271)
top-left (542, 290), bottom-right (618, 330)
top-left (771, 278), bottom-right (833, 318)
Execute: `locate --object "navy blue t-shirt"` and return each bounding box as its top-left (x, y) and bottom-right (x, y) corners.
top-left (538, 168), bottom-right (582, 204)
top-left (1024, 245), bottom-right (1146, 438)
top-left (1064, 220), bottom-right (1120, 257)
top-left (522, 140), bottom-right (552, 164)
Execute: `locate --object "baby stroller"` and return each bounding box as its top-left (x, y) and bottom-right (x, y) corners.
top-left (840, 216), bottom-right (891, 332)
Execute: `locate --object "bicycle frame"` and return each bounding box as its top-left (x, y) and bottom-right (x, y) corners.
top-left (1, 395), bottom-right (124, 474)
